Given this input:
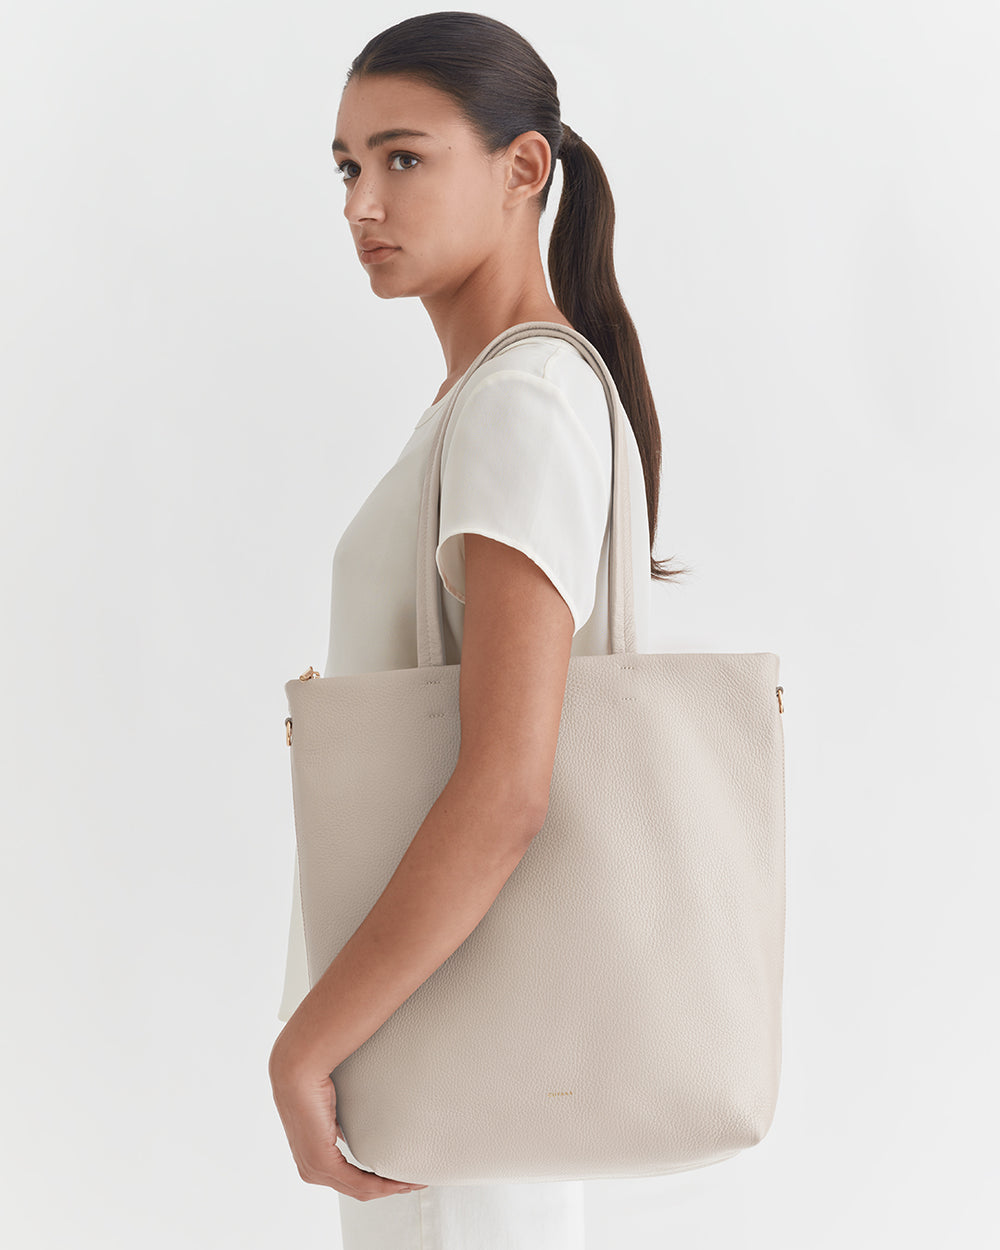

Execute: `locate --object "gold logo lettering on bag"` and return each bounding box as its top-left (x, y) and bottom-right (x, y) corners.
top-left (546, 1091), bottom-right (573, 1097)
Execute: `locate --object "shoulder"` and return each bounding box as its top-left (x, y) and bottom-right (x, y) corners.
top-left (447, 335), bottom-right (612, 469)
top-left (455, 335), bottom-right (606, 412)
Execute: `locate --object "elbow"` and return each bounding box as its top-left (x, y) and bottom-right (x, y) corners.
top-left (512, 789), bottom-right (550, 846)
top-left (449, 761), bottom-right (551, 850)
top-left (488, 785), bottom-right (550, 851)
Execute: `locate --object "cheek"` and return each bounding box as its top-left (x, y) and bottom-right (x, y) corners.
top-left (412, 194), bottom-right (487, 258)
top-left (435, 167), bottom-right (498, 218)
top-left (440, 183), bottom-right (503, 252)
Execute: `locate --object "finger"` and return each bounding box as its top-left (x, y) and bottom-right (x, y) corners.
top-left (288, 1081), bottom-right (424, 1198)
top-left (323, 1153), bottom-right (424, 1200)
top-left (274, 1071), bottom-right (428, 1198)
top-left (296, 1126), bottom-right (429, 1198)
top-left (300, 1129), bottom-right (429, 1197)
top-left (330, 1114), bottom-right (425, 1188)
top-left (327, 1087), bottom-right (426, 1190)
top-left (297, 1151), bottom-right (430, 1198)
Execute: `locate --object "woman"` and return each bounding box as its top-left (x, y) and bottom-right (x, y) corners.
top-left (269, 11), bottom-right (683, 1247)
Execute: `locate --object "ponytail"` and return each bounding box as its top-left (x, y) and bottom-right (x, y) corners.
top-left (550, 124), bottom-right (684, 581)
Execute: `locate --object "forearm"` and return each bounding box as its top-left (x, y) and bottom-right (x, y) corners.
top-left (272, 766), bottom-right (544, 1076)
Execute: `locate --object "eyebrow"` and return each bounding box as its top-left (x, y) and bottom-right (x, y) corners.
top-left (331, 128), bottom-right (434, 156)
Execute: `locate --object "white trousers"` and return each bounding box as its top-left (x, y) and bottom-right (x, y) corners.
top-left (338, 1181), bottom-right (586, 1249)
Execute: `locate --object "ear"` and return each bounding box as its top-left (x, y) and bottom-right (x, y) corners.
top-left (502, 131), bottom-right (553, 207)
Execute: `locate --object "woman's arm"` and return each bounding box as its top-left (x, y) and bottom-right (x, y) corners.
top-left (269, 533), bottom-right (576, 1192)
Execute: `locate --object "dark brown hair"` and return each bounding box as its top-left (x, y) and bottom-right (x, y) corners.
top-left (346, 11), bottom-right (686, 583)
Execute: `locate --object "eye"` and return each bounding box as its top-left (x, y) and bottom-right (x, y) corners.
top-left (335, 152), bottom-right (421, 183)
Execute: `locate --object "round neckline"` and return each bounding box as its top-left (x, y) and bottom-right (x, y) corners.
top-left (414, 380), bottom-right (460, 429)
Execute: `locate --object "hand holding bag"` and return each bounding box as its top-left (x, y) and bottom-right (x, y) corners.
top-left (283, 321), bottom-right (786, 1187)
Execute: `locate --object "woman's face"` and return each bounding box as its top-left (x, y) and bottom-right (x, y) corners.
top-left (332, 74), bottom-right (515, 301)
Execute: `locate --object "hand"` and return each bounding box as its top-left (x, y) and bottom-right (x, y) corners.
top-left (269, 1033), bottom-right (429, 1201)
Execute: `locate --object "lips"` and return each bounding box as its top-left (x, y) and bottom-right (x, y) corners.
top-left (359, 240), bottom-right (400, 268)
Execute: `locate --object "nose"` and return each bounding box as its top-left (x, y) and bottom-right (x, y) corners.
top-left (344, 171), bottom-right (386, 229)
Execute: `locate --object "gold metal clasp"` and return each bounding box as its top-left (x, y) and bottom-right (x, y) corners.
top-left (776, 686), bottom-right (784, 714)
top-left (285, 716), bottom-right (292, 746)
top-left (298, 666), bottom-right (320, 681)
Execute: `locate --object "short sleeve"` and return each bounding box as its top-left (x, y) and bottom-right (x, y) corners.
top-left (435, 366), bottom-right (611, 634)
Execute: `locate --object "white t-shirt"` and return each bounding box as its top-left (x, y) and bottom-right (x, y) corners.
top-left (278, 334), bottom-right (652, 1020)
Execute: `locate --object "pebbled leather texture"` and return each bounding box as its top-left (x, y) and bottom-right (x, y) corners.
top-left (284, 322), bottom-right (786, 1187)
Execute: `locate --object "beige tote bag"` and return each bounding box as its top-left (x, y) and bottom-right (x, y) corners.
top-left (283, 322), bottom-right (786, 1186)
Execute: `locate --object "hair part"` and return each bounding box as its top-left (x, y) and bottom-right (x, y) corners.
top-left (346, 10), bottom-right (687, 583)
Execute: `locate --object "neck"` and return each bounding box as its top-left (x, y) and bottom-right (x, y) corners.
top-left (421, 236), bottom-right (572, 398)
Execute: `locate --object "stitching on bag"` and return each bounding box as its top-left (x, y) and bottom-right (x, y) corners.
top-left (619, 663), bottom-right (637, 698)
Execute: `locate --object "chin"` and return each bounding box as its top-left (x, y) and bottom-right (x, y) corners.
top-left (367, 271), bottom-right (425, 301)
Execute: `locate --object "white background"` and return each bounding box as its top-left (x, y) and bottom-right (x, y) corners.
top-left (2, 1), bottom-right (998, 1246)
